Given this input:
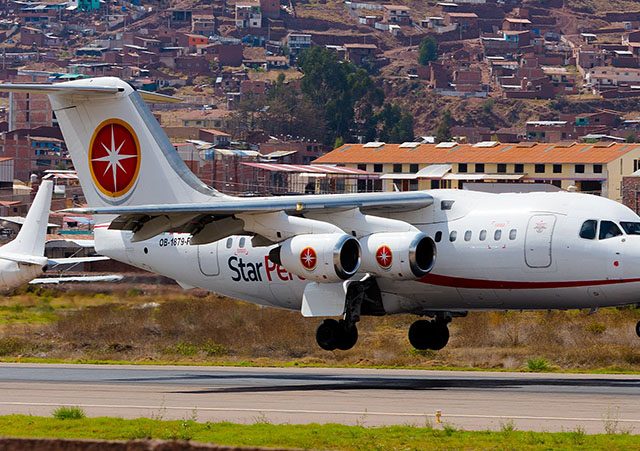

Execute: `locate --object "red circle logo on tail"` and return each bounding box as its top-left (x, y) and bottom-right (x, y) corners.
top-left (300, 247), bottom-right (317, 271)
top-left (89, 119), bottom-right (141, 198)
top-left (375, 245), bottom-right (393, 270)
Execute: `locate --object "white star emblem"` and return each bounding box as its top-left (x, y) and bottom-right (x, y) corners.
top-left (301, 248), bottom-right (316, 268)
top-left (378, 249), bottom-right (390, 265)
top-left (92, 124), bottom-right (137, 192)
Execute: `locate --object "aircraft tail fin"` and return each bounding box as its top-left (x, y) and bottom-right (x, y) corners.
top-left (1, 180), bottom-right (53, 257)
top-left (0, 78), bottom-right (225, 211)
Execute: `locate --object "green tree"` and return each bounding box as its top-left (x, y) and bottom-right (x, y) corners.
top-left (376, 104), bottom-right (414, 143)
top-left (435, 110), bottom-right (453, 143)
top-left (418, 36), bottom-right (438, 66)
top-left (298, 47), bottom-right (382, 145)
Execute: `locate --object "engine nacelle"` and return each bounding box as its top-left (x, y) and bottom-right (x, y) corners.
top-left (269, 233), bottom-right (361, 283)
top-left (360, 232), bottom-right (436, 280)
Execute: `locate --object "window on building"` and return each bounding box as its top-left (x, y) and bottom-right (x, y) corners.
top-left (458, 163), bottom-right (468, 173)
top-left (449, 231), bottom-right (457, 242)
top-left (357, 164), bottom-right (367, 171)
top-left (593, 164), bottom-right (603, 173)
top-left (435, 231), bottom-right (442, 242)
top-left (514, 164), bottom-right (524, 173)
top-left (475, 163), bottom-right (485, 173)
top-left (634, 160), bottom-right (640, 172)
top-left (599, 221), bottom-right (622, 240)
top-left (393, 163), bottom-right (403, 173)
top-left (494, 229), bottom-right (502, 240)
top-left (535, 164), bottom-right (545, 173)
top-left (409, 164), bottom-right (419, 173)
top-left (431, 180), bottom-right (439, 189)
top-left (479, 230), bottom-right (487, 241)
top-left (575, 164), bottom-right (585, 173)
top-left (464, 230), bottom-right (472, 241)
top-left (553, 164), bottom-right (562, 173)
top-left (497, 163), bottom-right (507, 173)
top-left (509, 229), bottom-right (517, 240)
top-left (373, 164), bottom-right (383, 173)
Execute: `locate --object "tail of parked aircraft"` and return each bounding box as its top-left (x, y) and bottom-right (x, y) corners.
top-left (0, 78), bottom-right (224, 211)
top-left (2, 180), bottom-right (52, 257)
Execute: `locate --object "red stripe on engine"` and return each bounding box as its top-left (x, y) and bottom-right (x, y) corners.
top-left (419, 273), bottom-right (640, 289)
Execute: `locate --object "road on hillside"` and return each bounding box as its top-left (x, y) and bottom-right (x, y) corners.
top-left (0, 364), bottom-right (638, 433)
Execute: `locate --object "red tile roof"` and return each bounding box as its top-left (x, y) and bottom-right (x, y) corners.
top-left (313, 142), bottom-right (640, 165)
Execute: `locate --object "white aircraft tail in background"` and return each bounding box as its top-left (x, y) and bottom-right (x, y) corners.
top-left (0, 180), bottom-right (108, 290)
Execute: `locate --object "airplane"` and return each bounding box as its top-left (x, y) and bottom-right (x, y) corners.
top-left (0, 180), bottom-right (108, 290)
top-left (2, 77), bottom-right (640, 352)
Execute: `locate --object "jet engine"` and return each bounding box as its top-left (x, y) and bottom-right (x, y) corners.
top-left (268, 233), bottom-right (361, 283)
top-left (359, 232), bottom-right (436, 280)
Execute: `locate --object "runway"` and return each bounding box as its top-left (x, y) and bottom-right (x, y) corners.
top-left (0, 364), bottom-right (639, 433)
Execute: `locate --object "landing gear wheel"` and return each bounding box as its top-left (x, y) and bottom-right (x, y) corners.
top-left (408, 319), bottom-right (450, 350)
top-left (316, 319), bottom-right (359, 351)
top-left (336, 321), bottom-right (358, 351)
top-left (636, 320), bottom-right (640, 338)
top-left (316, 319), bottom-right (341, 351)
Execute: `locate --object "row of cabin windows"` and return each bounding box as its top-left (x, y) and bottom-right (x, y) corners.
top-left (579, 220), bottom-right (640, 240)
top-left (225, 237), bottom-right (247, 248)
top-left (434, 229), bottom-right (518, 243)
top-left (458, 163), bottom-right (602, 174)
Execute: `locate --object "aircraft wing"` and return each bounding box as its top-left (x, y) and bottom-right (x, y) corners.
top-left (30, 274), bottom-right (124, 285)
top-left (46, 239), bottom-right (97, 248)
top-left (47, 256), bottom-right (109, 266)
top-left (65, 191), bottom-right (433, 243)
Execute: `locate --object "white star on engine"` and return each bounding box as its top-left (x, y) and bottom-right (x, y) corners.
top-left (302, 249), bottom-right (316, 267)
top-left (378, 248), bottom-right (391, 265)
top-left (92, 125), bottom-right (137, 192)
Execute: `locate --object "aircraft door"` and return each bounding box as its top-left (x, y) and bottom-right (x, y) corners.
top-left (197, 241), bottom-right (220, 276)
top-left (525, 214), bottom-right (556, 268)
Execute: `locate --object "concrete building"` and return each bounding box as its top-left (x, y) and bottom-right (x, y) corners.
top-left (236, 3), bottom-right (262, 29)
top-left (313, 141), bottom-right (640, 202)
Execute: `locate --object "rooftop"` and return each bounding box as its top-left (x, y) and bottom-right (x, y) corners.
top-left (313, 142), bottom-right (639, 165)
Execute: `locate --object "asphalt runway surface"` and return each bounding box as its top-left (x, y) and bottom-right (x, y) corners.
top-left (0, 364), bottom-right (639, 433)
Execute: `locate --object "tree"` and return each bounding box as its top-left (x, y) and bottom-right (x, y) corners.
top-left (376, 104), bottom-right (414, 143)
top-left (435, 110), bottom-right (453, 143)
top-left (418, 36), bottom-right (438, 66)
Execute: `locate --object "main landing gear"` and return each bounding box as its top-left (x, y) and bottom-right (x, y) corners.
top-left (635, 320), bottom-right (640, 338)
top-left (408, 315), bottom-right (451, 350)
top-left (316, 319), bottom-right (358, 351)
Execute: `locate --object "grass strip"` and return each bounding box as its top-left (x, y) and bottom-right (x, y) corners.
top-left (0, 415), bottom-right (638, 450)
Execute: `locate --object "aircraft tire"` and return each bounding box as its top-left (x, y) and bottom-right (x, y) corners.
top-left (336, 321), bottom-right (358, 351)
top-left (408, 319), bottom-right (434, 350)
top-left (430, 322), bottom-right (450, 350)
top-left (316, 319), bottom-right (341, 351)
top-left (636, 320), bottom-right (640, 338)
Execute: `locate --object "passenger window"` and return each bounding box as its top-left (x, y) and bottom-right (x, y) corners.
top-left (620, 222), bottom-right (640, 235)
top-left (579, 220), bottom-right (597, 240)
top-left (435, 231), bottom-right (442, 242)
top-left (239, 237), bottom-right (246, 248)
top-left (464, 230), bottom-right (472, 241)
top-left (494, 230), bottom-right (502, 241)
top-left (509, 229), bottom-right (517, 240)
top-left (599, 221), bottom-right (622, 240)
top-left (479, 230), bottom-right (487, 241)
top-left (225, 237), bottom-right (233, 249)
top-left (449, 231), bottom-right (457, 242)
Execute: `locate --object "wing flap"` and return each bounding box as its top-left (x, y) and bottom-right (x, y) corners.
top-left (47, 256), bottom-right (109, 266)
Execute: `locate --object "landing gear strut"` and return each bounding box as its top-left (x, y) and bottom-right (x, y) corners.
top-left (408, 315), bottom-right (451, 350)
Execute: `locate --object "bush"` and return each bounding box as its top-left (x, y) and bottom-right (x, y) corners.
top-left (526, 357), bottom-right (551, 372)
top-left (52, 406), bottom-right (86, 420)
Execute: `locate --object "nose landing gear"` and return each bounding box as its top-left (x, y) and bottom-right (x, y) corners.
top-left (408, 315), bottom-right (451, 350)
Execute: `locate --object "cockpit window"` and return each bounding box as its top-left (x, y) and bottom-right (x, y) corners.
top-left (579, 220), bottom-right (597, 240)
top-left (621, 222), bottom-right (640, 235)
top-left (599, 221), bottom-right (623, 240)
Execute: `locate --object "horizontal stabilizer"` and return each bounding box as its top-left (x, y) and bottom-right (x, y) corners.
top-left (0, 252), bottom-right (48, 266)
top-left (47, 256), bottom-right (109, 266)
top-left (0, 83), bottom-right (181, 103)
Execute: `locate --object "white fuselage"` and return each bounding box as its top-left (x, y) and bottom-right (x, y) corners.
top-left (0, 259), bottom-right (43, 291)
top-left (94, 190), bottom-right (640, 313)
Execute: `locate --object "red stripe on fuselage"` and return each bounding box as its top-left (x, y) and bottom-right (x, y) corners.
top-left (419, 273), bottom-right (640, 289)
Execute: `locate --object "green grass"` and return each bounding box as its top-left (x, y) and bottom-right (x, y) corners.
top-left (52, 406), bottom-right (86, 420)
top-left (0, 415), bottom-right (637, 449)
